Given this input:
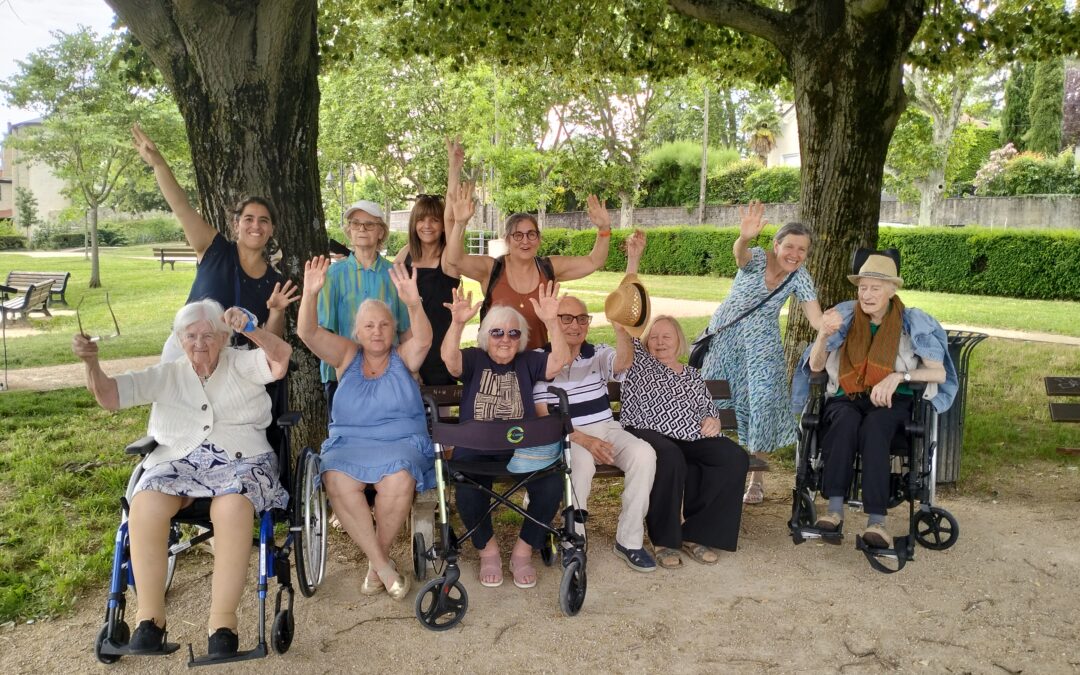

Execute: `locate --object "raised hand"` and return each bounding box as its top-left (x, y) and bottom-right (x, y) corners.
top-left (447, 180), bottom-right (476, 226)
top-left (223, 307), bottom-right (254, 333)
top-left (443, 286), bottom-right (481, 324)
top-left (71, 333), bottom-right (100, 362)
top-left (131, 123), bottom-right (165, 168)
top-left (625, 228), bottom-right (646, 259)
top-left (303, 256), bottom-right (332, 296)
top-left (389, 262), bottom-right (422, 308)
top-left (738, 200), bottom-right (766, 242)
top-left (266, 280), bottom-right (300, 311)
top-left (447, 137), bottom-right (465, 174)
top-left (530, 280), bottom-right (563, 323)
top-left (586, 194), bottom-right (611, 232)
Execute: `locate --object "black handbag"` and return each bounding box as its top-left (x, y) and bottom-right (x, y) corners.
top-left (688, 272), bottom-right (796, 369)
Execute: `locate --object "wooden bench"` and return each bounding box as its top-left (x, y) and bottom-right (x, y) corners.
top-left (1045, 376), bottom-right (1080, 455)
top-left (1, 282), bottom-right (52, 323)
top-left (4, 271), bottom-right (72, 306)
top-left (152, 246), bottom-right (198, 270)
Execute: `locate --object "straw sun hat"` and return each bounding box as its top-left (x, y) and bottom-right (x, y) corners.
top-left (604, 273), bottom-right (652, 337)
top-left (848, 248), bottom-right (904, 288)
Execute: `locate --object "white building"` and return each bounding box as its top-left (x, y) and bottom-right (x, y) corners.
top-left (766, 103), bottom-right (801, 168)
top-left (0, 118), bottom-right (73, 236)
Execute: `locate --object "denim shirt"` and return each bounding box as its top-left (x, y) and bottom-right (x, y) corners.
top-left (791, 301), bottom-right (959, 414)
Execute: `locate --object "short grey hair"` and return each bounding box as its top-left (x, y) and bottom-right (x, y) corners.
top-left (641, 314), bottom-right (689, 360)
top-left (353, 298), bottom-right (396, 339)
top-left (173, 299), bottom-right (229, 338)
top-left (774, 221), bottom-right (813, 246)
top-left (478, 305), bottom-right (528, 353)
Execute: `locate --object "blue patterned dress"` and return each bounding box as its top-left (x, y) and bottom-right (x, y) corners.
top-left (700, 247), bottom-right (816, 453)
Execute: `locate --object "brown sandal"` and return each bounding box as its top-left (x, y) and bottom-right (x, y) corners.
top-left (654, 547), bottom-right (683, 569)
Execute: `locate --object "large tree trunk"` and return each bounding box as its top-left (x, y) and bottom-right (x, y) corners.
top-left (916, 166), bottom-right (945, 226)
top-left (618, 191), bottom-right (634, 228)
top-left (106, 0), bottom-right (329, 451)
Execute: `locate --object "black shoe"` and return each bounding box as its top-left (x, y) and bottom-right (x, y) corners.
top-left (128, 619), bottom-right (166, 653)
top-left (207, 627), bottom-right (239, 658)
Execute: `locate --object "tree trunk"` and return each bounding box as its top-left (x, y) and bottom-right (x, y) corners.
top-left (89, 206), bottom-right (101, 288)
top-left (781, 2), bottom-right (925, 370)
top-left (105, 0), bottom-right (328, 451)
top-left (916, 166), bottom-right (945, 226)
top-left (618, 191), bottom-right (634, 228)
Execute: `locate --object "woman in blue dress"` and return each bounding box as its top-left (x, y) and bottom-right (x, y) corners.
top-left (700, 202), bottom-right (823, 504)
top-left (297, 255), bottom-right (434, 601)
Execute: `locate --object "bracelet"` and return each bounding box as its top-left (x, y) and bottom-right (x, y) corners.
top-left (598, 229), bottom-right (611, 238)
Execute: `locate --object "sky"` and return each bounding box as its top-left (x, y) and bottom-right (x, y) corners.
top-left (0, 0), bottom-right (117, 140)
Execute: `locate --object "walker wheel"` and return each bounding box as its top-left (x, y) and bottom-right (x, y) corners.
top-left (914, 506), bottom-right (959, 550)
top-left (414, 577), bottom-right (468, 631)
top-left (559, 556), bottom-right (587, 617)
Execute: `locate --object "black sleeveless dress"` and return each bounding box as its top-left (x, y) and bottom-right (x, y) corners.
top-left (404, 253), bottom-right (460, 385)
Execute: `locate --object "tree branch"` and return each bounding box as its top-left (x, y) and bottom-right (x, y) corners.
top-left (667, 0), bottom-right (791, 49)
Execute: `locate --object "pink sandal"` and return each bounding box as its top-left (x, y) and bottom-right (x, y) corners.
top-left (477, 548), bottom-right (503, 588)
top-left (509, 554), bottom-right (537, 589)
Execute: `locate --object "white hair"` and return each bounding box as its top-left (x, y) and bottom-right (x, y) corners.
top-left (353, 298), bottom-right (396, 339)
top-left (478, 305), bottom-right (528, 353)
top-left (173, 299), bottom-right (229, 338)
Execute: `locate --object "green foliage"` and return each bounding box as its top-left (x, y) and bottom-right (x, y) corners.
top-left (1023, 58), bottom-right (1066, 155)
top-left (1001, 62), bottom-right (1034, 150)
top-left (978, 150), bottom-right (1080, 196)
top-left (0, 235), bottom-right (28, 250)
top-left (385, 231), bottom-right (408, 256)
top-left (638, 141), bottom-right (740, 207)
top-left (707, 158), bottom-right (763, 204)
top-left (946, 124), bottom-right (1001, 195)
top-left (14, 187), bottom-right (40, 234)
top-left (99, 217), bottom-right (185, 245)
top-left (743, 166), bottom-right (801, 203)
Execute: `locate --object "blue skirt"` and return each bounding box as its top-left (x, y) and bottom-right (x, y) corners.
top-left (319, 433), bottom-right (435, 492)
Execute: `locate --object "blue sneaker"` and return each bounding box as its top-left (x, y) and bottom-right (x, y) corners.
top-left (613, 542), bottom-right (657, 573)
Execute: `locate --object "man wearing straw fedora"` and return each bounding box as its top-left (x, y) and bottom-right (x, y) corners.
top-left (534, 230), bottom-right (659, 572)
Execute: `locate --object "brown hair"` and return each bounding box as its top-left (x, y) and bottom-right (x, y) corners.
top-left (407, 195), bottom-right (446, 261)
top-left (502, 213), bottom-right (539, 242)
top-left (232, 196), bottom-right (279, 229)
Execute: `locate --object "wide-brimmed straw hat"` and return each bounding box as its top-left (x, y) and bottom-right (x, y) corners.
top-left (604, 272), bottom-right (652, 337)
top-left (848, 248), bottom-right (904, 288)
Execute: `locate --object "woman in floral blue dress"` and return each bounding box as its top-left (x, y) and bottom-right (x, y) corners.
top-left (700, 202), bottom-right (823, 504)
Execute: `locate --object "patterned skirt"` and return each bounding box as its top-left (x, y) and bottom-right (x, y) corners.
top-left (134, 442), bottom-right (289, 513)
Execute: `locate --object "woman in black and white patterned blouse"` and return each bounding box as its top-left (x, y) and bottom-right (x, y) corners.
top-left (618, 315), bottom-right (750, 570)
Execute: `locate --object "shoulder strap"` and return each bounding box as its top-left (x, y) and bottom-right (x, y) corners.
top-left (704, 271), bottom-right (797, 339)
top-left (480, 256), bottom-right (505, 319)
top-left (537, 256), bottom-right (555, 281)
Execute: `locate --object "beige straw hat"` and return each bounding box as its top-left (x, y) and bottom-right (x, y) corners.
top-left (604, 273), bottom-right (652, 337)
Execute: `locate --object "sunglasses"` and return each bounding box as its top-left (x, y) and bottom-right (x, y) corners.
top-left (558, 314), bottom-right (592, 326)
top-left (510, 230), bottom-right (540, 242)
top-left (488, 328), bottom-right (522, 340)
top-left (76, 293), bottom-right (121, 342)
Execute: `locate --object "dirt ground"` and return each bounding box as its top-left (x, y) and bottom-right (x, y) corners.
top-left (2, 463), bottom-right (1078, 674)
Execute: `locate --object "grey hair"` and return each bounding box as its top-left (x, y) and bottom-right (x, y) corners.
top-left (774, 221), bottom-right (813, 246)
top-left (353, 298), bottom-right (396, 339)
top-left (641, 314), bottom-right (689, 360)
top-left (173, 299), bottom-right (229, 338)
top-left (478, 305), bottom-right (528, 353)
top-left (503, 213), bottom-right (539, 241)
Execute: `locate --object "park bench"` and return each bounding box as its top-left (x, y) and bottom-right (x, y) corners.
top-left (1044, 376), bottom-right (1080, 455)
top-left (0, 282), bottom-right (53, 324)
top-left (4, 271), bottom-right (72, 306)
top-left (152, 246), bottom-right (198, 270)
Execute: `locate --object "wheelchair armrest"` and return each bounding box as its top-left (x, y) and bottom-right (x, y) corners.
top-left (277, 411), bottom-right (302, 428)
top-left (125, 436), bottom-right (158, 455)
top-left (904, 420), bottom-right (925, 438)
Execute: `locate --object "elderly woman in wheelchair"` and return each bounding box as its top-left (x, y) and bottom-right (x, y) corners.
top-left (297, 256), bottom-right (434, 601)
top-left (806, 249), bottom-right (954, 552)
top-left (74, 299), bottom-right (291, 659)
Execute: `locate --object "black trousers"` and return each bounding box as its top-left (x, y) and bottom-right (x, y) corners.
top-left (453, 452), bottom-right (563, 551)
top-left (626, 428), bottom-right (749, 552)
top-left (819, 394), bottom-right (913, 516)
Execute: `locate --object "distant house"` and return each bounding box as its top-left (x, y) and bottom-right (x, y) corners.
top-left (766, 103), bottom-right (801, 168)
top-left (0, 118), bottom-right (74, 236)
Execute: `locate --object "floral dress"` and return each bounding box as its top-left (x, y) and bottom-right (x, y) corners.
top-left (700, 247), bottom-right (816, 453)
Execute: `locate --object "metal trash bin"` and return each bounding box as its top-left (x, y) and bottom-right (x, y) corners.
top-left (936, 330), bottom-right (988, 483)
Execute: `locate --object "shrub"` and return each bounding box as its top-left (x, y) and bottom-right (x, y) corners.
top-left (707, 158), bottom-right (763, 204)
top-left (744, 167), bottom-right (801, 203)
top-left (947, 125), bottom-right (1000, 196)
top-left (977, 148), bottom-right (1080, 196)
top-left (384, 231), bottom-right (407, 256)
top-left (0, 235), bottom-right (27, 250)
top-left (638, 142), bottom-right (741, 207)
top-left (101, 217), bottom-right (184, 245)
top-left (49, 233), bottom-right (86, 249)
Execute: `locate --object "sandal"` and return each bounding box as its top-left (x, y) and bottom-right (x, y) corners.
top-left (653, 546), bottom-right (684, 569)
top-left (477, 547), bottom-right (504, 588)
top-left (743, 482), bottom-right (764, 505)
top-left (375, 560), bottom-right (410, 601)
top-left (360, 562), bottom-right (384, 595)
top-left (508, 554), bottom-right (537, 589)
top-left (681, 541), bottom-right (720, 565)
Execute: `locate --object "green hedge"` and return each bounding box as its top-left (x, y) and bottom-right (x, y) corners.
top-left (744, 167), bottom-right (801, 203)
top-left (538, 225), bottom-right (1080, 300)
top-left (0, 235), bottom-right (27, 250)
top-left (100, 217), bottom-right (185, 245)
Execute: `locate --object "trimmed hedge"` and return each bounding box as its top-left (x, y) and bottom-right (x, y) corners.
top-left (0, 235), bottom-right (27, 250)
top-left (744, 167), bottom-right (801, 203)
top-left (537, 225), bottom-right (1080, 300)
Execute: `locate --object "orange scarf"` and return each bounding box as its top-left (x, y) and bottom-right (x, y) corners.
top-left (838, 296), bottom-right (904, 396)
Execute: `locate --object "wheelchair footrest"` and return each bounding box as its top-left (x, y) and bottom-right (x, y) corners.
top-left (790, 525), bottom-right (843, 546)
top-left (98, 640), bottom-right (181, 657)
top-left (187, 642), bottom-right (268, 667)
top-left (855, 534), bottom-right (911, 574)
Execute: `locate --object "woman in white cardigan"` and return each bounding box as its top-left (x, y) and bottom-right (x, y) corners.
top-left (72, 299), bottom-right (291, 659)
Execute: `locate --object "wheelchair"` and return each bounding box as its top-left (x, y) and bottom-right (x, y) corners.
top-left (94, 378), bottom-right (328, 666)
top-left (412, 387), bottom-right (587, 631)
top-left (788, 372), bottom-right (960, 573)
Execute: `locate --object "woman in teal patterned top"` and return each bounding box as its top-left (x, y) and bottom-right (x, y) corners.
top-left (699, 202), bottom-right (823, 504)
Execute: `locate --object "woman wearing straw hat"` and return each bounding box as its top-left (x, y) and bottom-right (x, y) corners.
top-left (698, 202), bottom-right (823, 505)
top-left (807, 249), bottom-right (954, 549)
top-left (610, 278), bottom-right (750, 569)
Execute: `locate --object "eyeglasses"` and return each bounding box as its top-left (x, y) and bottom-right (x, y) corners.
top-left (509, 230), bottom-right (539, 242)
top-left (558, 314), bottom-right (592, 326)
top-left (347, 219), bottom-right (381, 231)
top-left (488, 328), bottom-right (522, 340)
top-left (76, 293), bottom-right (121, 342)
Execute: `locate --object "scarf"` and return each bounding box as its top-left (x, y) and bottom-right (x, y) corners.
top-left (838, 296), bottom-right (904, 396)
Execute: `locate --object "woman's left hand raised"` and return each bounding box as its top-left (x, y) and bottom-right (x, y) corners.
top-left (530, 280), bottom-right (563, 323)
top-left (389, 262), bottom-right (422, 308)
top-left (586, 194), bottom-right (611, 232)
top-left (266, 280), bottom-right (300, 311)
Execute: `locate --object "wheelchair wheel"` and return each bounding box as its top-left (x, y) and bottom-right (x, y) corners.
top-left (414, 577), bottom-right (468, 631)
top-left (94, 621), bottom-right (129, 664)
top-left (413, 532), bottom-right (428, 581)
top-left (271, 609), bottom-right (295, 654)
top-left (559, 556), bottom-right (587, 617)
top-left (914, 507), bottom-right (959, 550)
top-left (540, 531), bottom-right (557, 567)
top-left (293, 447), bottom-right (327, 598)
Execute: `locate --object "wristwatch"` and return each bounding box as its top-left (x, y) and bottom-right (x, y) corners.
top-left (903, 372), bottom-right (912, 383)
